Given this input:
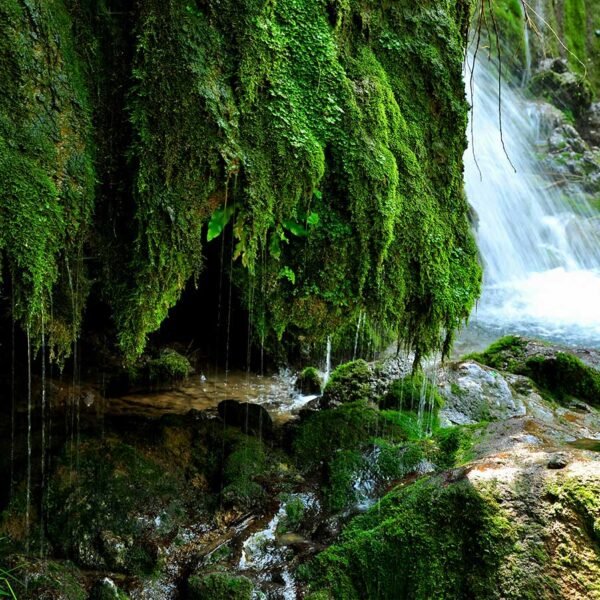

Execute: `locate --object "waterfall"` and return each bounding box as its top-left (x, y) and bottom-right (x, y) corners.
top-left (464, 55), bottom-right (600, 348)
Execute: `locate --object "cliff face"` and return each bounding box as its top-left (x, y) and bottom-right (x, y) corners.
top-left (0, 0), bottom-right (481, 364)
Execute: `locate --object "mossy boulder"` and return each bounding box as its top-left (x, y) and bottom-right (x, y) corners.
top-left (296, 367), bottom-right (323, 395)
top-left (40, 436), bottom-right (192, 574)
top-left (468, 336), bottom-right (600, 406)
top-left (89, 578), bottom-right (130, 600)
top-left (302, 475), bottom-right (515, 599)
top-left (530, 60), bottom-right (593, 117)
top-left (321, 360), bottom-right (373, 407)
top-left (187, 571), bottom-right (254, 600)
top-left (380, 372), bottom-right (443, 412)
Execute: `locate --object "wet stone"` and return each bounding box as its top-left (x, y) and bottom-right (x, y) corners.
top-left (547, 453), bottom-right (569, 470)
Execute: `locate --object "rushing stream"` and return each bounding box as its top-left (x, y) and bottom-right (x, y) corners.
top-left (463, 55), bottom-right (600, 349)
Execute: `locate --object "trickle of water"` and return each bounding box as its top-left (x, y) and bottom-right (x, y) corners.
top-left (25, 327), bottom-right (32, 556)
top-left (9, 287), bottom-right (15, 501)
top-left (464, 54), bottom-right (600, 347)
top-left (40, 307), bottom-right (47, 557)
top-left (323, 336), bottom-right (332, 384)
top-left (353, 311), bottom-right (365, 361)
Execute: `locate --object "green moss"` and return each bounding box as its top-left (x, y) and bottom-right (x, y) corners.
top-left (470, 337), bottom-right (600, 407)
top-left (42, 436), bottom-right (188, 574)
top-left (322, 360), bottom-right (372, 405)
top-left (1, 1), bottom-right (480, 364)
top-left (188, 571), bottom-right (254, 600)
top-left (303, 476), bottom-right (515, 599)
top-left (524, 352), bottom-right (600, 405)
top-left (293, 401), bottom-right (393, 470)
top-left (221, 437), bottom-right (268, 509)
top-left (488, 0), bottom-right (529, 79)
top-left (381, 372), bottom-right (443, 412)
top-left (277, 495), bottom-right (307, 534)
top-left (563, 0), bottom-right (587, 72)
top-left (297, 366), bottom-right (323, 395)
top-left (0, 0), bottom-right (95, 359)
top-left (466, 335), bottom-right (527, 371)
top-left (111, 0), bottom-right (480, 361)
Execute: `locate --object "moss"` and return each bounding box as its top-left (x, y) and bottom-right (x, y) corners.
top-left (42, 436), bottom-right (189, 574)
top-left (221, 437), bottom-right (268, 510)
top-left (187, 571), bottom-right (254, 600)
top-left (296, 366), bottom-right (323, 395)
top-left (529, 69), bottom-right (593, 117)
top-left (108, 0), bottom-right (480, 361)
top-left (0, 0), bottom-right (95, 359)
top-left (466, 335), bottom-right (527, 371)
top-left (381, 372), bottom-right (443, 412)
top-left (322, 360), bottom-right (372, 405)
top-left (487, 0), bottom-right (529, 79)
top-left (302, 475), bottom-right (515, 599)
top-left (277, 494), bottom-right (307, 534)
top-left (293, 401), bottom-right (393, 470)
top-left (470, 336), bottom-right (600, 407)
top-left (524, 352), bottom-right (600, 405)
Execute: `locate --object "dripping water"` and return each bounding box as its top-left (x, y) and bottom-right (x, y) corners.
top-left (353, 311), bottom-right (365, 360)
top-left (40, 306), bottom-right (46, 557)
top-left (25, 327), bottom-right (32, 557)
top-left (9, 286), bottom-right (15, 501)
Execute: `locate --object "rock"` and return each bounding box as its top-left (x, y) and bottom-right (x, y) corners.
top-left (579, 102), bottom-right (600, 147)
top-left (89, 578), bottom-right (128, 600)
top-left (530, 62), bottom-right (593, 117)
top-left (547, 453), bottom-right (569, 469)
top-left (217, 399), bottom-right (273, 437)
top-left (295, 367), bottom-right (323, 395)
top-left (321, 359), bottom-right (373, 407)
top-left (439, 361), bottom-right (526, 425)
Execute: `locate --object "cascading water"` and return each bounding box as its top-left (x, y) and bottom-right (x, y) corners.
top-left (464, 55), bottom-right (600, 348)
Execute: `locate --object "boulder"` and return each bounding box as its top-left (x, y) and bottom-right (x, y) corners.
top-left (439, 361), bottom-right (525, 425)
top-left (217, 399), bottom-right (273, 437)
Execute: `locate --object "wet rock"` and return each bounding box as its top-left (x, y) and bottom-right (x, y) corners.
top-left (530, 61), bottom-right (592, 117)
top-left (218, 399), bottom-right (273, 437)
top-left (89, 578), bottom-right (128, 600)
top-left (295, 367), bottom-right (323, 395)
top-left (547, 453), bottom-right (569, 469)
top-left (187, 571), bottom-right (254, 600)
top-left (579, 102), bottom-right (600, 147)
top-left (439, 361), bottom-right (525, 425)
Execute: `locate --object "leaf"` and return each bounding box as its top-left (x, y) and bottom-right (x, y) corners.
top-left (207, 203), bottom-right (237, 242)
top-left (307, 211), bottom-right (320, 226)
top-left (278, 266), bottom-right (296, 284)
top-left (313, 190), bottom-right (323, 200)
top-left (282, 220), bottom-right (307, 237)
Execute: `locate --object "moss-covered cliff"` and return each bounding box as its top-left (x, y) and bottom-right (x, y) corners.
top-left (0, 0), bottom-right (481, 364)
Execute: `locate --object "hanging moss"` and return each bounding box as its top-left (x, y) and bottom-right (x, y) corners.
top-left (1, 0), bottom-right (481, 364)
top-left (0, 0), bottom-right (95, 359)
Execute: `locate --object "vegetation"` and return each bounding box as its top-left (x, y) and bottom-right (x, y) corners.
top-left (0, 0), bottom-right (481, 365)
top-left (187, 571), bottom-right (254, 600)
top-left (302, 476), bottom-right (515, 599)
top-left (468, 336), bottom-right (600, 406)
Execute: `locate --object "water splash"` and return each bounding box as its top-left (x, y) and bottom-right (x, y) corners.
top-left (464, 55), bottom-right (600, 348)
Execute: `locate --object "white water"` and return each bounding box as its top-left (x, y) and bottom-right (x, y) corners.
top-left (464, 56), bottom-right (600, 348)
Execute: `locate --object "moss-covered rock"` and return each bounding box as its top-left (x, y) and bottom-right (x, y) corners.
top-left (530, 62), bottom-right (593, 117)
top-left (321, 360), bottom-right (373, 406)
top-left (302, 475), bottom-right (515, 599)
top-left (380, 372), bottom-right (443, 412)
top-left (468, 336), bottom-right (600, 406)
top-left (187, 571), bottom-right (254, 600)
top-left (296, 367), bottom-right (323, 395)
top-left (0, 0), bottom-right (481, 365)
